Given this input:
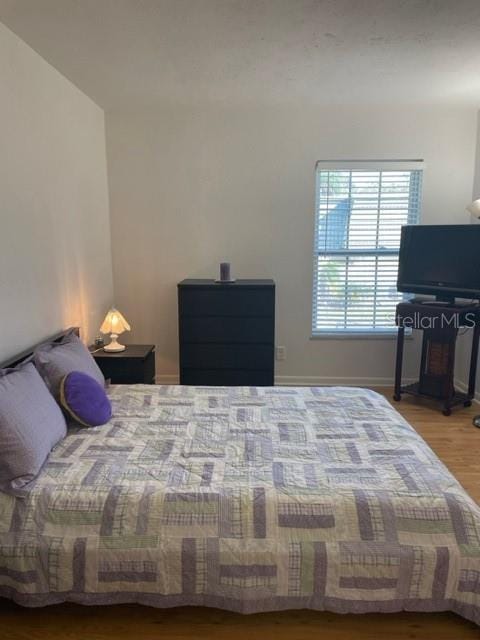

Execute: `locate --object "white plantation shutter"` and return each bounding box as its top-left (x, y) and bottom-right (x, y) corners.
top-left (312, 160), bottom-right (423, 335)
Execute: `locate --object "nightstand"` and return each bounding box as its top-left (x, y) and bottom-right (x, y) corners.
top-left (91, 345), bottom-right (156, 384)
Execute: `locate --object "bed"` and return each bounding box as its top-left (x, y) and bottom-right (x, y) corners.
top-left (1, 339), bottom-right (480, 626)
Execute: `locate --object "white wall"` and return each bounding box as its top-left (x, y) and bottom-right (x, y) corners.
top-left (472, 112), bottom-right (480, 202)
top-left (106, 105), bottom-right (477, 384)
top-left (456, 110), bottom-right (480, 399)
top-left (1, 17), bottom-right (477, 391)
top-left (0, 23), bottom-right (113, 361)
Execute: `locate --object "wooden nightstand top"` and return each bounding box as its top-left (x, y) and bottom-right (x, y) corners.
top-left (90, 344), bottom-right (155, 360)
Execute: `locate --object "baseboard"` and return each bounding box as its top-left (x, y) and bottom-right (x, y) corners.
top-left (274, 375), bottom-right (417, 387)
top-left (153, 373), bottom-right (480, 408)
top-left (454, 378), bottom-right (480, 405)
top-left (276, 375), bottom-right (390, 387)
top-left (155, 374), bottom-right (180, 385)
top-left (155, 373), bottom-right (415, 388)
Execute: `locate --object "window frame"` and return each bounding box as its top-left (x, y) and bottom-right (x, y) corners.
top-left (311, 159), bottom-right (423, 338)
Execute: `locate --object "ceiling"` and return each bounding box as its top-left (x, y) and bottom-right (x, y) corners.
top-left (1, 0), bottom-right (480, 110)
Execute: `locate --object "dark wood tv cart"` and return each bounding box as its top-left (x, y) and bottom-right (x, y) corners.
top-left (394, 301), bottom-right (480, 415)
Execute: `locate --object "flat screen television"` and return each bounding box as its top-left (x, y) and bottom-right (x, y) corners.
top-left (397, 224), bottom-right (480, 302)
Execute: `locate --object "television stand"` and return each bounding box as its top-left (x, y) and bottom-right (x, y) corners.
top-left (394, 301), bottom-right (480, 416)
top-left (411, 297), bottom-right (475, 308)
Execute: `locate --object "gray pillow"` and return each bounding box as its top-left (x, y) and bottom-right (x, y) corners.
top-left (34, 330), bottom-right (105, 398)
top-left (0, 361), bottom-right (67, 496)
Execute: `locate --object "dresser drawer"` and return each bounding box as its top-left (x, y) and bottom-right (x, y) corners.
top-left (178, 279), bottom-right (275, 386)
top-left (94, 347), bottom-right (156, 385)
top-left (180, 316), bottom-right (273, 344)
top-left (181, 343), bottom-right (273, 370)
top-left (98, 360), bottom-right (150, 384)
top-left (181, 369), bottom-right (273, 386)
top-left (179, 287), bottom-right (274, 317)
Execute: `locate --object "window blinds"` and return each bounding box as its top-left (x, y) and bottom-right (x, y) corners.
top-left (312, 161), bottom-right (423, 334)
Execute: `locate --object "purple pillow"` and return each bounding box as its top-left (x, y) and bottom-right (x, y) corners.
top-left (34, 329), bottom-right (104, 398)
top-left (60, 371), bottom-right (112, 427)
top-left (0, 362), bottom-right (67, 496)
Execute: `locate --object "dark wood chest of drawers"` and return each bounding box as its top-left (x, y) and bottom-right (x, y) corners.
top-left (178, 279), bottom-right (275, 386)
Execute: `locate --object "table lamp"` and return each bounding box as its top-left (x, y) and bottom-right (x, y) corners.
top-left (100, 308), bottom-right (131, 352)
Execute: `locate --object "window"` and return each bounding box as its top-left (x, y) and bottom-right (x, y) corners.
top-left (312, 160), bottom-right (423, 335)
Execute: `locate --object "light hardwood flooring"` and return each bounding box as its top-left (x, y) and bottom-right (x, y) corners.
top-left (1, 388), bottom-right (480, 639)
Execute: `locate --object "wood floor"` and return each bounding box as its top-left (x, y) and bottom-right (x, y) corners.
top-left (1, 388), bottom-right (480, 639)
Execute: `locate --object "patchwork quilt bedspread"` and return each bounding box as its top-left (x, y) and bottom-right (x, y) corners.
top-left (1, 385), bottom-right (480, 625)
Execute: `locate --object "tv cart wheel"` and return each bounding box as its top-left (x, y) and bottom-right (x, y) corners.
top-left (442, 408), bottom-right (452, 417)
top-left (473, 415), bottom-right (480, 428)
top-left (464, 400), bottom-right (472, 408)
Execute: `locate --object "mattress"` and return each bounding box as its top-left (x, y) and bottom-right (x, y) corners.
top-left (1, 384), bottom-right (480, 625)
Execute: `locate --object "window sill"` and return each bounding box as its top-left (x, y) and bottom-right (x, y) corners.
top-left (310, 332), bottom-right (413, 340)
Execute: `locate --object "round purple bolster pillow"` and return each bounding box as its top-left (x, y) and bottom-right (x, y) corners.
top-left (60, 371), bottom-right (112, 427)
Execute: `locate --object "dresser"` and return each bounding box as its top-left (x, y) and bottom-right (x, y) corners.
top-left (178, 279), bottom-right (275, 386)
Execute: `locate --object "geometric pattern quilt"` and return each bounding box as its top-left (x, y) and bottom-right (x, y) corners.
top-left (1, 385), bottom-right (480, 626)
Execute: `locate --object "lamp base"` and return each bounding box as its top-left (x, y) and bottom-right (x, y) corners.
top-left (103, 334), bottom-right (126, 352)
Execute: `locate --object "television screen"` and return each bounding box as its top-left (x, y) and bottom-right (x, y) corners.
top-left (397, 225), bottom-right (480, 300)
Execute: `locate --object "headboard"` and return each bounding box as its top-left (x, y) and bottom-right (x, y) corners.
top-left (0, 327), bottom-right (80, 370)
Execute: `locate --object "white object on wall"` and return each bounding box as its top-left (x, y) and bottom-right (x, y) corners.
top-left (467, 199), bottom-right (480, 223)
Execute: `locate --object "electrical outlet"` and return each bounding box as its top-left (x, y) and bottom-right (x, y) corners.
top-left (275, 346), bottom-right (286, 361)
